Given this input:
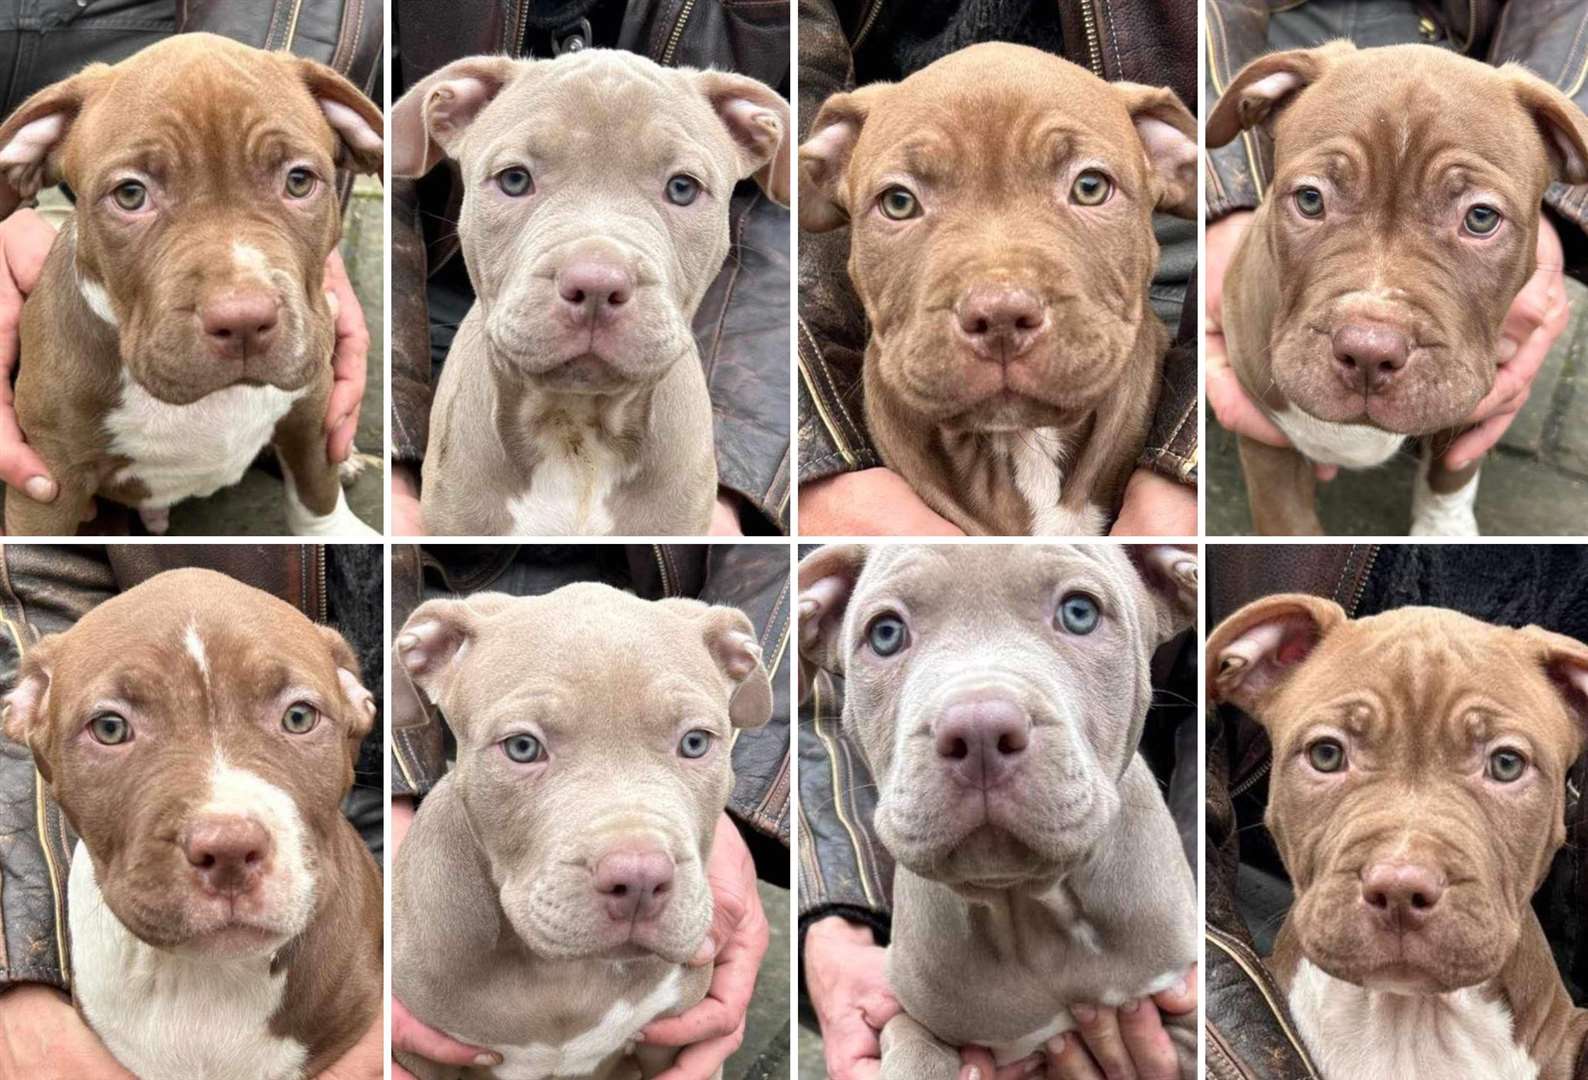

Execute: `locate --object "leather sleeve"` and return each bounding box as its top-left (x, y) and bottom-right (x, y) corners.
top-left (1204, 0), bottom-right (1271, 222)
top-left (1140, 273), bottom-right (1198, 485)
top-left (389, 544), bottom-right (445, 798)
top-left (389, 179), bottom-right (433, 467)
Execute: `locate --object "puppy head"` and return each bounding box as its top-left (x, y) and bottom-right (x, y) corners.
top-left (0, 34), bottom-right (382, 404)
top-left (1209, 598), bottom-right (1588, 992)
top-left (1208, 42), bottom-right (1588, 433)
top-left (391, 50), bottom-right (788, 395)
top-left (799, 543), bottom-right (1195, 893)
top-left (2, 568), bottom-right (375, 958)
top-left (396, 584), bottom-right (771, 963)
top-left (799, 43), bottom-right (1195, 432)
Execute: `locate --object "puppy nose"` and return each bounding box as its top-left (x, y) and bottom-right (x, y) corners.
top-left (557, 259), bottom-right (634, 321)
top-left (182, 816), bottom-right (272, 897)
top-left (593, 848), bottom-right (675, 923)
top-left (200, 291), bottom-right (280, 359)
top-left (1331, 323), bottom-right (1409, 394)
top-left (954, 286), bottom-right (1047, 361)
top-left (935, 696), bottom-right (1030, 789)
top-left (1360, 861), bottom-right (1446, 929)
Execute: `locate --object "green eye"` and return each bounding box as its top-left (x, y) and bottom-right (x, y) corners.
top-left (1464, 205), bottom-right (1501, 236)
top-left (88, 713), bottom-right (130, 745)
top-left (497, 167), bottom-right (533, 197)
top-left (879, 186), bottom-right (919, 220)
top-left (678, 729), bottom-right (712, 759)
top-left (503, 733), bottom-right (543, 763)
top-left (1487, 749), bottom-right (1526, 782)
top-left (1294, 186), bottom-right (1325, 219)
top-left (281, 703), bottom-right (319, 735)
top-left (112, 181), bottom-right (147, 212)
top-left (1071, 170), bottom-right (1112, 206)
top-left (867, 614), bottom-right (909, 656)
top-left (1057, 593), bottom-right (1100, 635)
top-left (285, 167), bottom-right (316, 198)
top-left (1306, 737), bottom-right (1346, 773)
top-left (666, 174), bottom-right (700, 206)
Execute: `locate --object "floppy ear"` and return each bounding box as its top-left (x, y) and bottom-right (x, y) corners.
top-left (2, 636), bottom-right (58, 782)
top-left (390, 55), bottom-right (523, 178)
top-left (1505, 65), bottom-right (1588, 185)
top-left (797, 544), bottom-right (870, 701)
top-left (316, 625), bottom-right (376, 759)
top-left (394, 593), bottom-right (517, 708)
top-left (798, 84), bottom-right (889, 233)
top-left (661, 599), bottom-right (775, 729)
top-left (696, 70), bottom-right (791, 208)
top-left (0, 64), bottom-right (111, 213)
top-left (1125, 545), bottom-right (1198, 648)
top-left (1206, 594), bottom-right (1347, 718)
top-left (293, 57), bottom-right (383, 175)
top-left (1112, 83), bottom-right (1198, 218)
top-left (1205, 42), bottom-right (1352, 148)
top-left (1517, 626), bottom-right (1588, 753)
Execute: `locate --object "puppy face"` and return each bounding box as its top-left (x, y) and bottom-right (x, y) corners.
top-left (1209, 43), bottom-right (1588, 433)
top-left (0, 34), bottom-right (383, 405)
top-left (1209, 598), bottom-right (1588, 992)
top-left (799, 544), bottom-right (1194, 892)
top-left (800, 43), bottom-right (1195, 432)
top-left (396, 584), bottom-right (772, 964)
top-left (2, 569), bottom-right (375, 958)
top-left (391, 50), bottom-right (788, 395)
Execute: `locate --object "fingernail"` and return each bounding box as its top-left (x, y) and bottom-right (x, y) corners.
top-left (1121, 998), bottom-right (1141, 1014)
top-left (966, 1068), bottom-right (981, 1080)
top-left (475, 1053), bottom-right (502, 1066)
top-left (1023, 1057), bottom-right (1044, 1074)
top-left (1499, 337), bottom-right (1520, 360)
top-left (1072, 1004), bottom-right (1095, 1023)
top-left (1448, 457), bottom-right (1470, 472)
top-left (23, 475), bottom-right (54, 502)
top-left (1172, 976), bottom-right (1189, 997)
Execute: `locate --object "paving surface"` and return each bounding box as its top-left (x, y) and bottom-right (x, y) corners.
top-left (1207, 277), bottom-right (1588, 535)
top-left (727, 880), bottom-right (792, 1080)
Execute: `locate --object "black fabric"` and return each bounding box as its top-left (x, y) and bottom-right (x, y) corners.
top-left (326, 543), bottom-right (386, 794)
top-left (1359, 545), bottom-right (1588, 642)
top-left (851, 0), bottom-right (1063, 84)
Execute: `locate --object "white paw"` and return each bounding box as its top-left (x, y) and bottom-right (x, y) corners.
top-left (138, 506), bottom-right (170, 535)
top-left (1410, 464), bottom-right (1481, 537)
top-left (338, 448), bottom-right (379, 485)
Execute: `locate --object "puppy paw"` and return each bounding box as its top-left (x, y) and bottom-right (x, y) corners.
top-left (138, 506), bottom-right (170, 535)
top-left (338, 449), bottom-right (379, 485)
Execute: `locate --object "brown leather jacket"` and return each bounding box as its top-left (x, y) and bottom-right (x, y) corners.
top-left (797, 0), bottom-right (1200, 499)
top-left (391, 0), bottom-right (794, 532)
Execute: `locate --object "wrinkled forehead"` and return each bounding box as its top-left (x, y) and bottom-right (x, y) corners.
top-left (850, 545), bottom-right (1129, 625)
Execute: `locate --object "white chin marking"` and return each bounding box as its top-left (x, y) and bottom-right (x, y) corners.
top-left (1411, 455), bottom-right (1480, 537)
top-left (0, 113), bottom-right (64, 165)
top-left (318, 99), bottom-right (383, 154)
top-left (79, 273), bottom-right (119, 326)
top-left (1270, 405), bottom-right (1406, 470)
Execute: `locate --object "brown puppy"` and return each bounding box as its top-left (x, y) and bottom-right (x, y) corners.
top-left (1207, 42), bottom-right (1588, 536)
top-left (1208, 598), bottom-right (1588, 1079)
top-left (800, 42), bottom-right (1196, 536)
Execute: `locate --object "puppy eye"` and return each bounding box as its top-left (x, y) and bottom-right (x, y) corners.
top-left (496, 167), bottom-right (534, 197)
top-left (1463, 205), bottom-right (1501, 237)
top-left (1056, 593), bottom-right (1100, 635)
top-left (1487, 748), bottom-right (1527, 783)
top-left (88, 712), bottom-right (131, 745)
top-left (281, 703), bottom-right (319, 735)
top-left (112, 181), bottom-right (148, 212)
top-left (1294, 186), bottom-right (1325, 219)
top-left (678, 729), bottom-right (713, 759)
top-left (665, 174), bottom-right (701, 206)
top-left (502, 733), bottom-right (543, 763)
top-left (284, 167), bottom-right (317, 199)
top-left (878, 186), bottom-right (920, 220)
top-left (1070, 170), bottom-right (1112, 206)
top-left (1306, 737), bottom-right (1347, 773)
top-left (866, 613), bottom-right (910, 657)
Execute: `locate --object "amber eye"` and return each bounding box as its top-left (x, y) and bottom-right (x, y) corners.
top-left (1071, 170), bottom-right (1112, 206)
top-left (281, 703), bottom-right (319, 735)
top-left (285, 167), bottom-right (317, 198)
top-left (497, 167), bottom-right (533, 197)
top-left (666, 174), bottom-right (700, 206)
top-left (1487, 748), bottom-right (1526, 782)
top-left (1294, 186), bottom-right (1325, 218)
top-left (1306, 737), bottom-right (1346, 773)
top-left (879, 186), bottom-right (919, 220)
top-left (112, 181), bottom-right (147, 212)
top-left (89, 713), bottom-right (131, 745)
top-left (1464, 205), bottom-right (1501, 236)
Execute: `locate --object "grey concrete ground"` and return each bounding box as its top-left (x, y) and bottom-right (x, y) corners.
top-left (727, 880), bottom-right (792, 1080)
top-left (1208, 277), bottom-right (1588, 535)
top-left (798, 1016), bottom-right (827, 1080)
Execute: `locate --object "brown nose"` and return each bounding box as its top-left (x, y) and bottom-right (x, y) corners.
top-left (593, 848), bottom-right (675, 923)
top-left (1360, 861), bottom-right (1446, 930)
top-left (954, 286), bottom-right (1047, 361)
top-left (1331, 323), bottom-right (1409, 394)
top-left (182, 816), bottom-right (272, 897)
top-left (200, 291), bottom-right (280, 359)
top-left (557, 259), bottom-right (634, 322)
top-left (935, 696), bottom-right (1030, 789)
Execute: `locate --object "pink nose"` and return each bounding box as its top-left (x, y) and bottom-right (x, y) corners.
top-left (556, 259), bottom-right (634, 321)
top-left (182, 816), bottom-right (272, 897)
top-left (954, 286), bottom-right (1047, 361)
top-left (1331, 322), bottom-right (1409, 394)
top-left (1360, 860), bottom-right (1446, 930)
top-left (200, 291), bottom-right (280, 359)
top-left (935, 696), bottom-right (1031, 789)
top-left (593, 848), bottom-right (675, 923)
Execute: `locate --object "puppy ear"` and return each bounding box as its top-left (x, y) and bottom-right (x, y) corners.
top-left (3, 637), bottom-right (58, 782)
top-left (798, 84), bottom-right (889, 233)
top-left (1205, 42), bottom-right (1352, 148)
top-left (293, 57), bottom-right (383, 175)
top-left (1113, 83), bottom-right (1198, 218)
top-left (0, 64), bottom-right (111, 215)
top-left (797, 544), bottom-right (869, 702)
top-left (1206, 594), bottom-right (1347, 717)
top-left (390, 56), bottom-right (523, 178)
top-left (395, 593), bottom-right (517, 707)
top-left (696, 71), bottom-right (791, 208)
top-left (662, 600), bottom-right (775, 729)
top-left (1517, 626), bottom-right (1588, 753)
top-left (1124, 545), bottom-right (1197, 647)
top-left (1506, 65), bottom-right (1588, 185)
top-left (316, 625), bottom-right (376, 748)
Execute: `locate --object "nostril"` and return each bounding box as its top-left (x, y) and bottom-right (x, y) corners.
top-left (1410, 891), bottom-right (1432, 910)
top-left (1014, 313), bottom-right (1042, 331)
top-left (943, 736), bottom-right (969, 760)
top-left (996, 732), bottom-right (1025, 755)
top-left (1365, 889), bottom-right (1388, 910)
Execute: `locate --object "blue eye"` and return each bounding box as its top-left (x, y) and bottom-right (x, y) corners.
top-left (867, 614), bottom-right (909, 656)
top-left (666, 174), bottom-right (700, 206)
top-left (503, 734), bottom-right (542, 763)
top-left (497, 167), bottom-right (533, 197)
top-left (679, 729), bottom-right (712, 759)
top-left (1057, 594), bottom-right (1100, 635)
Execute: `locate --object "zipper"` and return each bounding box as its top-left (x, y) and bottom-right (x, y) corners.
top-left (851, 0), bottom-right (885, 51)
top-left (659, 0), bottom-right (697, 66)
top-left (1078, 0), bottom-right (1105, 77)
top-left (509, 0), bottom-right (530, 57)
top-left (315, 545), bottom-right (327, 622)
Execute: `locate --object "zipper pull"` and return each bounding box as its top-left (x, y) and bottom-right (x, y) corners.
top-left (553, 17), bottom-right (593, 56)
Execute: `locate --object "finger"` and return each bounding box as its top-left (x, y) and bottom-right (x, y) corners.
top-left (328, 412), bottom-right (360, 465)
top-left (961, 1045), bottom-right (998, 1080)
top-left (1116, 1000), bottom-right (1178, 1080)
top-left (393, 1011), bottom-right (500, 1068)
top-left (644, 919), bottom-right (763, 1044)
top-left (1149, 968), bottom-right (1197, 1016)
top-left (1314, 463), bottom-right (1338, 483)
top-left (392, 1067), bottom-right (419, 1080)
top-left (1204, 347), bottom-right (1293, 448)
top-left (1442, 408), bottom-right (1517, 472)
top-left (648, 1022), bottom-right (745, 1080)
top-left (641, 995), bottom-right (738, 1046)
top-left (1071, 1005), bottom-right (1135, 1080)
top-left (822, 1014), bottom-right (886, 1080)
top-left (1046, 1033), bottom-right (1106, 1080)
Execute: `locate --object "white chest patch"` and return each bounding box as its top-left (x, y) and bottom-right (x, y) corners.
top-left (506, 430), bottom-right (636, 537)
top-left (104, 372), bottom-right (303, 509)
top-left (1288, 958), bottom-right (1536, 1080)
top-left (991, 430), bottom-right (1106, 536)
top-left (985, 970), bottom-right (1185, 1067)
top-left (483, 966), bottom-right (684, 1080)
top-left (67, 840), bottom-right (308, 1080)
top-left (1271, 406), bottom-right (1407, 470)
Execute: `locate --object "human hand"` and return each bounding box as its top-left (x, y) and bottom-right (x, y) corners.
top-left (1442, 215), bottom-right (1568, 470)
top-left (802, 916), bottom-right (901, 1080)
top-left (799, 468), bottom-right (966, 536)
top-left (0, 209), bottom-right (60, 509)
top-left (709, 492), bottom-right (745, 536)
top-left (1109, 469), bottom-right (1196, 536)
top-left (1043, 966), bottom-right (1196, 1080)
top-left (0, 983), bottom-right (136, 1079)
top-left (320, 1010), bottom-right (384, 1080)
top-left (391, 994), bottom-right (501, 1080)
top-left (323, 249), bottom-right (368, 465)
top-left (642, 814), bottom-right (770, 1080)
top-left (392, 465), bottom-right (424, 535)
